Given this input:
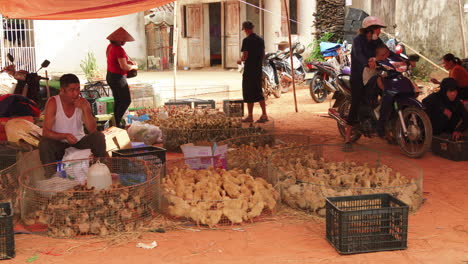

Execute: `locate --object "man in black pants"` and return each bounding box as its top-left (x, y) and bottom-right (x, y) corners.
top-left (237, 21), bottom-right (268, 123)
top-left (39, 74), bottom-right (107, 175)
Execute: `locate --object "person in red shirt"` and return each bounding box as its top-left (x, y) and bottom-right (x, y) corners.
top-left (106, 27), bottom-right (138, 128)
top-left (431, 53), bottom-right (468, 100)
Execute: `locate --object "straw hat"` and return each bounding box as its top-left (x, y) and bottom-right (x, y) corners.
top-left (106, 27), bottom-right (135, 42)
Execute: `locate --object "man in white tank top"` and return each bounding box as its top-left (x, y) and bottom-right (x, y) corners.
top-left (39, 74), bottom-right (107, 168)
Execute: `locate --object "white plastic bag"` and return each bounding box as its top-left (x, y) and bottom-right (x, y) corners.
top-left (127, 121), bottom-right (162, 145)
top-left (62, 147), bottom-right (91, 184)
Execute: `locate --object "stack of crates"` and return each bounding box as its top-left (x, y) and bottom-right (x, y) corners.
top-left (0, 202), bottom-right (15, 260)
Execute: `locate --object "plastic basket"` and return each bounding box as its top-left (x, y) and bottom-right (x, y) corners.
top-left (431, 135), bottom-right (468, 161)
top-left (223, 99), bottom-right (244, 117)
top-left (326, 193), bottom-right (408, 255)
top-left (112, 146), bottom-right (166, 182)
top-left (164, 100), bottom-right (192, 108)
top-left (0, 202), bottom-right (15, 260)
top-left (193, 99), bottom-right (215, 109)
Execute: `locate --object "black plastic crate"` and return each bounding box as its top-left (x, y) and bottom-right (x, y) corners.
top-left (0, 145), bottom-right (16, 171)
top-left (194, 99), bottom-right (215, 109)
top-left (326, 193), bottom-right (408, 255)
top-left (164, 100), bottom-right (192, 108)
top-left (223, 99), bottom-right (244, 117)
top-left (0, 202), bottom-right (15, 260)
top-left (431, 135), bottom-right (468, 161)
top-left (81, 89), bottom-right (101, 101)
top-left (96, 120), bottom-right (110, 132)
top-left (112, 146), bottom-right (166, 179)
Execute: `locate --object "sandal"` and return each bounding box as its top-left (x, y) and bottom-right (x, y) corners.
top-left (242, 117), bottom-right (254, 123)
top-left (255, 116), bottom-right (269, 123)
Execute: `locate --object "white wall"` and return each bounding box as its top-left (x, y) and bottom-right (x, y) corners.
top-left (34, 13), bottom-right (146, 77)
top-left (263, 0), bottom-right (316, 53)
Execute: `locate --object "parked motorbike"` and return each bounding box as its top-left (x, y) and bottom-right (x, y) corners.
top-left (238, 56), bottom-right (281, 100)
top-left (262, 53), bottom-right (281, 98)
top-left (271, 42), bottom-right (309, 93)
top-left (306, 43), bottom-right (351, 103)
top-left (328, 55), bottom-right (433, 158)
top-left (1, 53), bottom-right (51, 109)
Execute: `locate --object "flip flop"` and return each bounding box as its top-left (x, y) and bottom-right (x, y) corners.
top-left (241, 117), bottom-right (254, 123)
top-left (255, 117), bottom-right (269, 123)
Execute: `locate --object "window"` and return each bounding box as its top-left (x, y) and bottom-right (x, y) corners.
top-left (281, 0), bottom-right (298, 36)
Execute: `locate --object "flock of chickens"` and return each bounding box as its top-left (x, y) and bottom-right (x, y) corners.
top-left (226, 143), bottom-right (423, 215)
top-left (136, 107), bottom-right (270, 151)
top-left (162, 166), bottom-right (278, 227)
top-left (23, 184), bottom-right (154, 238)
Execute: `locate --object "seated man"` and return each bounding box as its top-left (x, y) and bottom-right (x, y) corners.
top-left (423, 78), bottom-right (467, 140)
top-left (39, 74), bottom-right (107, 167)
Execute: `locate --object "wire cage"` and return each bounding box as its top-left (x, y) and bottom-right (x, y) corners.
top-left (218, 133), bottom-right (311, 181)
top-left (133, 107), bottom-right (275, 152)
top-left (160, 156), bottom-right (279, 228)
top-left (267, 144), bottom-right (423, 216)
top-left (0, 164), bottom-right (19, 214)
top-left (18, 157), bottom-right (162, 238)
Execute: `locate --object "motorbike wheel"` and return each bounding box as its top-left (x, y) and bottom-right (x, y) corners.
top-left (309, 73), bottom-right (328, 103)
top-left (261, 76), bottom-right (281, 100)
top-left (337, 100), bottom-right (362, 142)
top-left (394, 106), bottom-right (433, 158)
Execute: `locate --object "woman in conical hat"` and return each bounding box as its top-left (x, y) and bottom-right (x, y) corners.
top-left (105, 27), bottom-right (138, 128)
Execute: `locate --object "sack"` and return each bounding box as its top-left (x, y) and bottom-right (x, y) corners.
top-left (127, 69), bottom-right (138, 78)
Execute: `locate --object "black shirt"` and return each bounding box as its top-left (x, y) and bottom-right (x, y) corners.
top-left (351, 34), bottom-right (384, 83)
top-left (241, 33), bottom-right (264, 75)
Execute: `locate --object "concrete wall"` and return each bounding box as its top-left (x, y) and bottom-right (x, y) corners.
top-left (34, 13), bottom-right (147, 77)
top-left (348, 0), bottom-right (468, 61)
top-left (263, 0), bottom-right (316, 53)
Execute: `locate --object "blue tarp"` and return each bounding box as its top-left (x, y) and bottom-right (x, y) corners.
top-left (319, 42), bottom-right (342, 57)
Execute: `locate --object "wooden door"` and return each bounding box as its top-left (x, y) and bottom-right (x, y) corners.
top-left (224, 1), bottom-right (240, 68)
top-left (187, 4), bottom-right (204, 68)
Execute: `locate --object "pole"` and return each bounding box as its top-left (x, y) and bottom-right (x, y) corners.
top-left (457, 0), bottom-right (467, 57)
top-left (173, 1), bottom-right (178, 101)
top-left (282, 0), bottom-right (298, 113)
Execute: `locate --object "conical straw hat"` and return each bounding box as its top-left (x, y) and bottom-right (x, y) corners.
top-left (106, 27), bottom-right (135, 42)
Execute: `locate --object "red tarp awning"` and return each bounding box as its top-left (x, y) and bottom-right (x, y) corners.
top-left (0, 0), bottom-right (175, 20)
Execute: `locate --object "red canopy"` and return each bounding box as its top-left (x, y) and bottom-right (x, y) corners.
top-left (0, 0), bottom-right (175, 20)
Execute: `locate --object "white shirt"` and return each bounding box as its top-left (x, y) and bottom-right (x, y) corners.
top-left (52, 95), bottom-right (85, 143)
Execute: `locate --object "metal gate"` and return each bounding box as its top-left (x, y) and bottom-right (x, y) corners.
top-left (0, 16), bottom-right (36, 72)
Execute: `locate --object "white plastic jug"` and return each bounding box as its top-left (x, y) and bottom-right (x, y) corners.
top-left (87, 160), bottom-right (112, 190)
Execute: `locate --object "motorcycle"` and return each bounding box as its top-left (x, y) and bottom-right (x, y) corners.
top-left (1, 53), bottom-right (51, 109)
top-left (271, 42), bottom-right (309, 93)
top-left (328, 55), bottom-right (433, 158)
top-left (306, 42), bottom-right (351, 103)
top-left (237, 55), bottom-right (281, 100)
top-left (261, 53), bottom-right (281, 99)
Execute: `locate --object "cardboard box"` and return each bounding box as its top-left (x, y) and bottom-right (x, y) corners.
top-left (181, 142), bottom-right (227, 169)
top-left (103, 126), bottom-right (132, 155)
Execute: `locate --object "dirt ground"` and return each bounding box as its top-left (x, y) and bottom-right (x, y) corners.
top-left (6, 70), bottom-right (468, 264)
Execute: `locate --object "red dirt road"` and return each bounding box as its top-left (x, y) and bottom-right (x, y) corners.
top-left (7, 86), bottom-right (468, 264)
